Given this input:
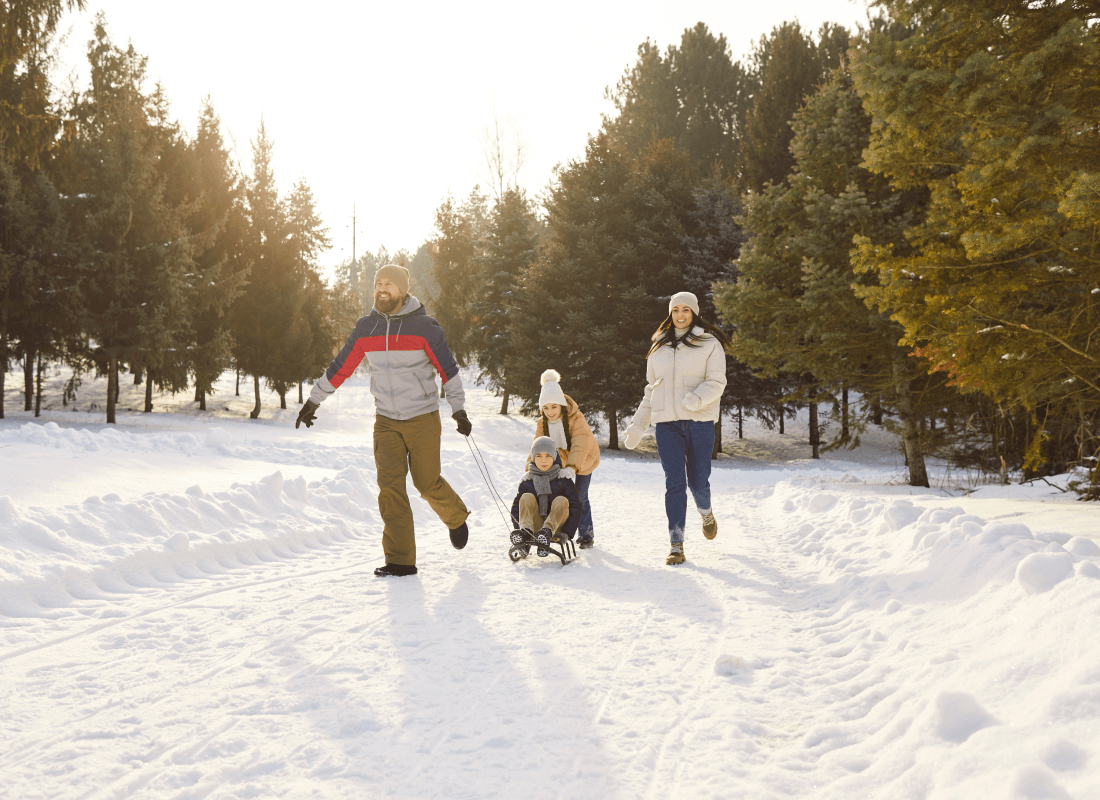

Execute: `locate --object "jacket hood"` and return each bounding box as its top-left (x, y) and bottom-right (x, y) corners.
top-left (372, 293), bottom-right (424, 320)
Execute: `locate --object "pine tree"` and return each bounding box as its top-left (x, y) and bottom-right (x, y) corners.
top-left (429, 187), bottom-right (487, 365)
top-left (230, 122), bottom-right (325, 417)
top-left (0, 0), bottom-right (85, 173)
top-left (680, 177), bottom-right (791, 443)
top-left (508, 135), bottom-right (697, 448)
top-left (176, 99), bottom-right (248, 411)
top-left (62, 19), bottom-right (200, 423)
top-left (407, 242), bottom-right (438, 307)
top-left (742, 22), bottom-right (849, 193)
top-left (268, 176), bottom-right (333, 409)
top-left (603, 23), bottom-right (753, 179)
top-left (0, 154), bottom-right (31, 418)
top-left (232, 120), bottom-right (281, 417)
top-left (715, 68), bottom-right (933, 484)
top-left (466, 188), bottom-right (538, 413)
top-left (852, 0), bottom-right (1100, 482)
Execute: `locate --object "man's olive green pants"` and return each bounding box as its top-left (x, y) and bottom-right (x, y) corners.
top-left (374, 411), bottom-right (469, 566)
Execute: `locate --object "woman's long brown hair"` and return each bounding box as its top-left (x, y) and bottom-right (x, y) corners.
top-left (648, 310), bottom-right (732, 357)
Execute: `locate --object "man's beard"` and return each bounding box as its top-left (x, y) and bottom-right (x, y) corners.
top-left (375, 292), bottom-right (403, 313)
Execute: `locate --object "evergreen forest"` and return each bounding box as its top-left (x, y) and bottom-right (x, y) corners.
top-left (3, 1), bottom-right (1100, 497)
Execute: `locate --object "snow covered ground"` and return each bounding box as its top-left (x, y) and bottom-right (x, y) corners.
top-left (2, 367), bottom-right (1098, 799)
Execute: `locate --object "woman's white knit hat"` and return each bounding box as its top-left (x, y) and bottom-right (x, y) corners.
top-left (669, 291), bottom-right (700, 316)
top-left (538, 369), bottom-right (568, 408)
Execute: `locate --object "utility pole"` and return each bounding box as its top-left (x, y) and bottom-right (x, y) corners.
top-left (346, 204), bottom-right (359, 296)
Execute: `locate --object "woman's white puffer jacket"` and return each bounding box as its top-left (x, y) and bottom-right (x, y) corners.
top-left (626, 327), bottom-right (727, 437)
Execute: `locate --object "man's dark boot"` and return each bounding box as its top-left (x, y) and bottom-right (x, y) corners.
top-left (374, 563), bottom-right (418, 577)
top-left (449, 521), bottom-right (469, 550)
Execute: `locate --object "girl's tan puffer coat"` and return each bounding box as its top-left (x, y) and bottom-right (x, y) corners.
top-left (533, 395), bottom-right (601, 476)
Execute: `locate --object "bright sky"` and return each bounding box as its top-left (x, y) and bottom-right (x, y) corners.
top-left (55, 0), bottom-right (873, 279)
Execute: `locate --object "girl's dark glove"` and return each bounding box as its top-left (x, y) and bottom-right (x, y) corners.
top-left (453, 410), bottom-right (472, 436)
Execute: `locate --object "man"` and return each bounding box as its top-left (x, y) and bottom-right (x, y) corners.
top-left (295, 264), bottom-right (472, 577)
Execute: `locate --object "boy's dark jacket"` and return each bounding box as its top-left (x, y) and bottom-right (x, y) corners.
top-left (510, 456), bottom-right (582, 539)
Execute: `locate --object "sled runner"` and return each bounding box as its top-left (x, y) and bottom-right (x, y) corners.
top-left (508, 529), bottom-right (577, 565)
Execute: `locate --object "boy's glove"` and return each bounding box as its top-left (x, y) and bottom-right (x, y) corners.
top-left (453, 409), bottom-right (472, 436)
top-left (295, 399), bottom-right (319, 429)
top-left (560, 467), bottom-right (576, 481)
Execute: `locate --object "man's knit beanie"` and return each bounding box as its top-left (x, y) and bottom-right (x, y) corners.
top-left (375, 264), bottom-right (410, 294)
top-left (531, 436), bottom-right (557, 458)
top-left (538, 369), bottom-right (568, 408)
top-left (669, 291), bottom-right (700, 316)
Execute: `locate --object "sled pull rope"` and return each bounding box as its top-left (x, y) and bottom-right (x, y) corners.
top-left (464, 434), bottom-right (519, 535)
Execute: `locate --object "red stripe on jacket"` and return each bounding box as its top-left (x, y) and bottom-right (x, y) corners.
top-left (328, 334), bottom-right (447, 390)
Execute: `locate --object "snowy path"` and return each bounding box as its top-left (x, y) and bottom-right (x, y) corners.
top-left (2, 372), bottom-right (1099, 798)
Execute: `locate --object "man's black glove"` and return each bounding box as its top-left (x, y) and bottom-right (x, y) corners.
top-left (452, 409), bottom-right (472, 437)
top-left (296, 399), bottom-right (320, 429)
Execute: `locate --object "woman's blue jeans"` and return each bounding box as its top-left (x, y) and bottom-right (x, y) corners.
top-left (655, 420), bottom-right (714, 543)
top-left (574, 471), bottom-right (594, 542)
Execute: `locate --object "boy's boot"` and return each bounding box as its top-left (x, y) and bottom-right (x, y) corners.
top-left (702, 512), bottom-right (717, 540)
top-left (666, 542), bottom-right (685, 565)
top-left (536, 527), bottom-right (553, 557)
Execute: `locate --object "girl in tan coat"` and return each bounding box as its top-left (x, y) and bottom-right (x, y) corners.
top-left (533, 369), bottom-right (600, 548)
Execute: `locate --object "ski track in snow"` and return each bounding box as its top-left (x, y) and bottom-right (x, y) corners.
top-left (1, 370), bottom-right (1099, 799)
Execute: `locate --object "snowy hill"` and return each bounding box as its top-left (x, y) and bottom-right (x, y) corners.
top-left (1, 369), bottom-right (1098, 799)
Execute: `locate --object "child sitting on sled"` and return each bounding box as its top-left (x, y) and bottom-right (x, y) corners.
top-left (533, 369), bottom-right (600, 548)
top-left (511, 436), bottom-right (581, 548)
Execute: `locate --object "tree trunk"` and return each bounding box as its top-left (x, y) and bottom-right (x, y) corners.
top-left (250, 374), bottom-right (261, 419)
top-left (198, 387), bottom-right (206, 411)
top-left (144, 371), bottom-right (153, 412)
top-left (114, 363), bottom-right (121, 405)
top-left (779, 406), bottom-right (785, 435)
top-left (892, 352), bottom-right (930, 487)
top-left (195, 384), bottom-right (201, 402)
top-left (842, 385), bottom-right (849, 440)
top-left (0, 295), bottom-right (7, 419)
top-left (499, 388), bottom-right (509, 415)
top-left (738, 406), bottom-right (744, 439)
top-left (873, 394), bottom-right (884, 425)
top-left (298, 382), bottom-right (303, 404)
top-left (607, 407), bottom-right (619, 450)
top-left (809, 402), bottom-right (820, 459)
top-left (277, 387), bottom-right (287, 410)
top-left (1084, 440), bottom-right (1100, 501)
top-left (106, 355), bottom-right (118, 424)
top-left (712, 417), bottom-right (722, 459)
top-left (235, 368), bottom-right (240, 396)
top-left (134, 368), bottom-right (142, 385)
top-left (24, 348), bottom-right (33, 410)
top-left (34, 351), bottom-right (43, 418)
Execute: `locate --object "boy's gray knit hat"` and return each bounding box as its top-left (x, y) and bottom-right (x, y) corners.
top-left (531, 436), bottom-right (557, 458)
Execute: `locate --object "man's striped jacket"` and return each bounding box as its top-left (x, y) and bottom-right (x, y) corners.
top-left (309, 294), bottom-right (465, 420)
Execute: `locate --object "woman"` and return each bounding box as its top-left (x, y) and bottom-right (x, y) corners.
top-left (532, 369), bottom-right (600, 548)
top-left (623, 292), bottom-right (728, 565)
